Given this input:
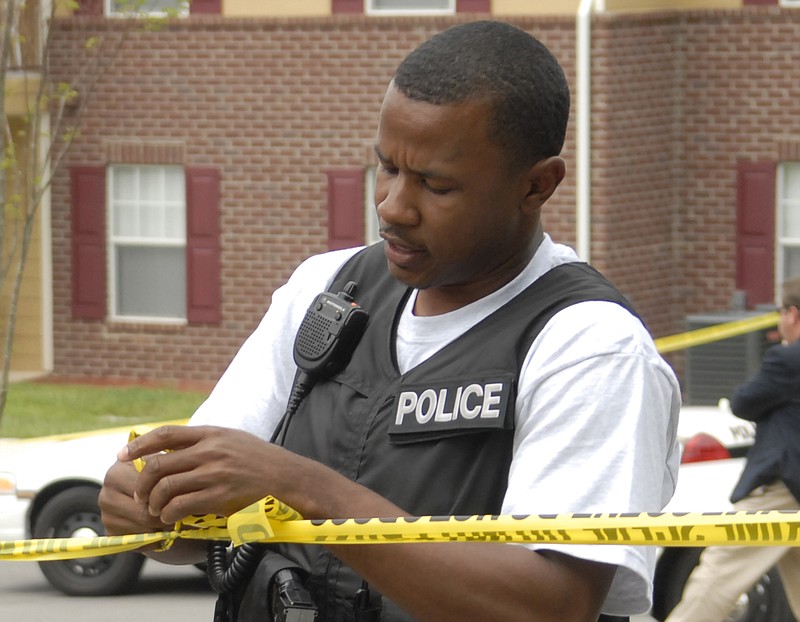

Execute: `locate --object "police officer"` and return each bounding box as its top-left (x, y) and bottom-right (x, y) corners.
top-left (100, 20), bottom-right (680, 622)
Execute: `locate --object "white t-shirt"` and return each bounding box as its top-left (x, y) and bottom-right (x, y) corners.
top-left (191, 235), bottom-right (681, 616)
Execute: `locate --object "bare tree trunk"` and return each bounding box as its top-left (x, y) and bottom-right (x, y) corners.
top-left (0, 0), bottom-right (19, 419)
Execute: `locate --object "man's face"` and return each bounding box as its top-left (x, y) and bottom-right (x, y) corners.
top-left (374, 84), bottom-right (540, 315)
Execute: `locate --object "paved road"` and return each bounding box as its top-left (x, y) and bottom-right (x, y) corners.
top-left (1, 556), bottom-right (657, 621)
top-left (1, 558), bottom-right (216, 621)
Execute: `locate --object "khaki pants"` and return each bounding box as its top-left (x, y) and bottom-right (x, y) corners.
top-left (665, 480), bottom-right (800, 622)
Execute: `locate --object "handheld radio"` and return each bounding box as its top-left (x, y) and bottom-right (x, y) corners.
top-left (293, 281), bottom-right (370, 379)
top-left (276, 281), bottom-right (369, 445)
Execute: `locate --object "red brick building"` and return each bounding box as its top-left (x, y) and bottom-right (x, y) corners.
top-left (24, 0), bottom-right (800, 398)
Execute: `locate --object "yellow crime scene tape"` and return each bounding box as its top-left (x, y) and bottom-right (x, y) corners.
top-left (654, 310), bottom-right (779, 353)
top-left (0, 312), bottom-right (787, 562)
top-left (3, 498), bottom-right (800, 561)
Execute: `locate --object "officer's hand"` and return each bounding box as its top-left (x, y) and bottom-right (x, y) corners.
top-left (100, 459), bottom-right (171, 535)
top-left (118, 425), bottom-right (281, 524)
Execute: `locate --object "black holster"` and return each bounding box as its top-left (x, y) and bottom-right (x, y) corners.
top-left (233, 550), bottom-right (315, 622)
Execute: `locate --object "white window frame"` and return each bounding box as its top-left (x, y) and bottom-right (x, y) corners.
top-left (105, 0), bottom-right (189, 18)
top-left (779, 0), bottom-right (800, 7)
top-left (107, 164), bottom-right (187, 324)
top-left (776, 161), bottom-right (800, 296)
top-left (365, 0), bottom-right (455, 17)
top-left (364, 166), bottom-right (380, 245)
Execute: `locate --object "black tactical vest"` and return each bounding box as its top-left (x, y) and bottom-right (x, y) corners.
top-left (269, 243), bottom-right (636, 621)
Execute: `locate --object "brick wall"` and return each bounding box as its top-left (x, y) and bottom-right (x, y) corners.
top-left (680, 7), bottom-right (800, 313)
top-left (591, 12), bottom-right (685, 338)
top-left (589, 7), bottom-right (800, 375)
top-left (47, 15), bottom-right (576, 385)
top-left (47, 9), bottom-right (800, 386)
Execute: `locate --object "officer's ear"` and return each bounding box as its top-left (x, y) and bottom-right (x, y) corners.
top-left (521, 156), bottom-right (566, 213)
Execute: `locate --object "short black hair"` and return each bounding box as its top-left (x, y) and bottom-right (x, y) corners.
top-left (393, 20), bottom-right (570, 167)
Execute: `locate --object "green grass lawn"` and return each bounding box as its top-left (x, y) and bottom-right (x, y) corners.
top-left (0, 381), bottom-right (208, 439)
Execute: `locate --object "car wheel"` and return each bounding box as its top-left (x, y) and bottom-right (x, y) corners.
top-left (33, 486), bottom-right (146, 596)
top-left (654, 547), bottom-right (796, 622)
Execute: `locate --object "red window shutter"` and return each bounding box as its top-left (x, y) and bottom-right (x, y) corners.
top-left (736, 161), bottom-right (776, 308)
top-left (71, 167), bottom-right (107, 320)
top-left (189, 0), bottom-right (221, 14)
top-left (186, 168), bottom-right (222, 324)
top-left (331, 0), bottom-right (363, 13)
top-left (76, 0), bottom-right (103, 16)
top-left (456, 0), bottom-right (490, 11)
top-left (327, 169), bottom-right (365, 251)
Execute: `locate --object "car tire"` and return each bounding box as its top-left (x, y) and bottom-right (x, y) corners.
top-left (653, 547), bottom-right (796, 622)
top-left (33, 486), bottom-right (146, 596)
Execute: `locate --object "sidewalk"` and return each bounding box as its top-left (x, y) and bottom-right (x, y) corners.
top-left (7, 372), bottom-right (214, 393)
top-left (8, 371), bottom-right (47, 384)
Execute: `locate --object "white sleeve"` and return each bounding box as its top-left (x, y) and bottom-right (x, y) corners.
top-left (189, 247), bottom-right (364, 441)
top-left (503, 300), bottom-right (681, 616)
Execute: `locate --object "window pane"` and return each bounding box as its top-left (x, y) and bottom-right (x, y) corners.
top-left (110, 164), bottom-right (185, 241)
top-left (114, 202), bottom-right (139, 237)
top-left (370, 0), bottom-right (451, 10)
top-left (164, 168), bottom-right (185, 202)
top-left (110, 0), bottom-right (184, 13)
top-left (783, 246), bottom-right (800, 281)
top-left (781, 162), bottom-right (800, 200)
top-left (147, 0), bottom-right (182, 10)
top-left (164, 203), bottom-right (186, 238)
top-left (140, 202), bottom-right (164, 238)
top-left (109, 164), bottom-right (187, 320)
top-left (116, 246), bottom-right (186, 318)
top-left (139, 168), bottom-right (163, 203)
top-left (113, 166), bottom-right (137, 201)
top-left (163, 168), bottom-right (186, 238)
top-left (782, 163), bottom-right (800, 238)
top-left (782, 200), bottom-right (800, 238)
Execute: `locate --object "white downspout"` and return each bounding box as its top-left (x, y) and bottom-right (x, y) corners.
top-left (576, 0), bottom-right (598, 262)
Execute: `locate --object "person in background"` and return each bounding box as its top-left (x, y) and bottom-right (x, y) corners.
top-left (100, 20), bottom-right (681, 622)
top-left (666, 276), bottom-right (800, 622)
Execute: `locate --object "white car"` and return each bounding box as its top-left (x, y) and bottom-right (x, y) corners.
top-left (665, 398), bottom-right (753, 514)
top-left (0, 421), bottom-right (186, 596)
top-left (651, 399), bottom-right (796, 622)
